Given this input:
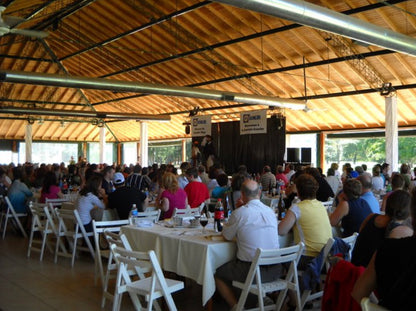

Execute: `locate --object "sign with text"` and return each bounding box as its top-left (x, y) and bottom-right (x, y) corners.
top-left (240, 110), bottom-right (267, 135)
top-left (191, 115), bottom-right (211, 136)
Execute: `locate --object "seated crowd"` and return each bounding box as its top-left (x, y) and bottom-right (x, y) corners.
top-left (1, 159), bottom-right (416, 310)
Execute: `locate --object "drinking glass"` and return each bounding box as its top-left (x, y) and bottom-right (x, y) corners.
top-left (200, 215), bottom-right (208, 234)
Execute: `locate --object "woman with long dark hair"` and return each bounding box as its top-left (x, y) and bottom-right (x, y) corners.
top-left (77, 174), bottom-right (106, 232)
top-left (40, 171), bottom-right (63, 203)
top-left (352, 190), bottom-right (415, 310)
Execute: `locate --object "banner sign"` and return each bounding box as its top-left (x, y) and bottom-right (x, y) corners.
top-left (240, 110), bottom-right (267, 135)
top-left (191, 115), bottom-right (211, 136)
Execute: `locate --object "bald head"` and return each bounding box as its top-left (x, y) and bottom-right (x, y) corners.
top-left (357, 174), bottom-right (372, 192)
top-left (241, 179), bottom-right (260, 201)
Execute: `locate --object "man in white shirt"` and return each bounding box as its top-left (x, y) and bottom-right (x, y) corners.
top-left (214, 179), bottom-right (280, 309)
top-left (285, 163), bottom-right (296, 182)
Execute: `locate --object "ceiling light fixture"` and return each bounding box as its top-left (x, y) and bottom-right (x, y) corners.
top-left (0, 70), bottom-right (307, 111)
top-left (0, 106), bottom-right (171, 122)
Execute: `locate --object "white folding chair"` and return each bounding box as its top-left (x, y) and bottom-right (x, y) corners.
top-left (322, 199), bottom-right (334, 212)
top-left (361, 297), bottom-right (389, 311)
top-left (342, 232), bottom-right (359, 261)
top-left (145, 206), bottom-right (157, 212)
top-left (171, 207), bottom-right (199, 218)
top-left (112, 245), bottom-right (184, 311)
top-left (300, 237), bottom-right (335, 309)
top-left (233, 243), bottom-right (305, 311)
top-left (45, 197), bottom-right (70, 209)
top-left (129, 210), bottom-right (161, 225)
top-left (27, 202), bottom-right (55, 260)
top-left (101, 231), bottom-right (134, 308)
top-left (92, 219), bottom-right (130, 288)
top-left (43, 204), bottom-right (70, 259)
top-left (54, 209), bottom-right (95, 266)
top-left (1, 196), bottom-right (28, 239)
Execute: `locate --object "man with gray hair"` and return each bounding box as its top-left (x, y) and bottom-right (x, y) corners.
top-left (357, 174), bottom-right (380, 214)
top-left (214, 179), bottom-right (280, 309)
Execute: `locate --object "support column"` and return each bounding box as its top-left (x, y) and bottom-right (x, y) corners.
top-left (25, 123), bottom-right (32, 163)
top-left (385, 96), bottom-right (398, 174)
top-left (99, 127), bottom-right (106, 164)
top-left (318, 132), bottom-right (326, 169)
top-left (82, 142), bottom-right (87, 161)
top-left (140, 122), bottom-right (148, 167)
top-left (117, 143), bottom-right (122, 165)
top-left (182, 139), bottom-right (187, 163)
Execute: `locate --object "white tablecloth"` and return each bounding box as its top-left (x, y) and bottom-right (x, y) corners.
top-left (121, 222), bottom-right (293, 306)
top-left (121, 224), bottom-right (236, 306)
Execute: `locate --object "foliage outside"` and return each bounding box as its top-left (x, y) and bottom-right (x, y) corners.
top-left (325, 137), bottom-right (416, 169)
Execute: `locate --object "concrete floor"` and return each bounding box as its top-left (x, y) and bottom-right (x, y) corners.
top-left (0, 227), bottom-right (229, 311)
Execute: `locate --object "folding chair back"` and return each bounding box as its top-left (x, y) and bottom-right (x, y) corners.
top-left (45, 198), bottom-right (69, 208)
top-left (129, 210), bottom-right (161, 225)
top-left (100, 232), bottom-right (134, 308)
top-left (233, 243), bottom-right (305, 311)
top-left (1, 196), bottom-right (28, 239)
top-left (172, 207), bottom-right (199, 218)
top-left (27, 202), bottom-right (54, 260)
top-left (111, 245), bottom-right (184, 311)
top-left (145, 206), bottom-right (157, 212)
top-left (300, 237), bottom-right (335, 309)
top-left (92, 219), bottom-right (130, 288)
top-left (342, 232), bottom-right (359, 261)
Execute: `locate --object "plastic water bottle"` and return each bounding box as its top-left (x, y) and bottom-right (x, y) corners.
top-left (131, 203), bottom-right (138, 218)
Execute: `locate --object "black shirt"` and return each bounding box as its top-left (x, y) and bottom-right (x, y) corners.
top-left (375, 236), bottom-right (416, 310)
top-left (351, 214), bottom-right (386, 267)
top-left (108, 186), bottom-right (146, 220)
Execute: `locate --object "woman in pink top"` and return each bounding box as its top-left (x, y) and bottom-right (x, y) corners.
top-left (40, 171), bottom-right (63, 203)
top-left (275, 165), bottom-right (289, 190)
top-left (157, 172), bottom-right (187, 219)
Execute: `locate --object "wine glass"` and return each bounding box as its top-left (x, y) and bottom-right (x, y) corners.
top-left (200, 215), bottom-right (208, 234)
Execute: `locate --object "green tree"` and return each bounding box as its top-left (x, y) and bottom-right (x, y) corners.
top-left (398, 137), bottom-right (416, 166)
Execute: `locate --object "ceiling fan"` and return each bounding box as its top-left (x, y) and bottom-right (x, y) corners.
top-left (0, 6), bottom-right (48, 38)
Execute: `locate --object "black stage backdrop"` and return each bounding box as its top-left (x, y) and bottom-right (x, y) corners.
top-left (195, 118), bottom-right (286, 175)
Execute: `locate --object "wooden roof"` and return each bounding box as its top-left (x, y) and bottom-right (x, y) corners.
top-left (1, 0), bottom-right (416, 142)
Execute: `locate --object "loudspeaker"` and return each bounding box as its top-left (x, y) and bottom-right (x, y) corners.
top-left (185, 125), bottom-right (190, 135)
top-left (286, 148), bottom-right (300, 163)
top-left (301, 147), bottom-right (312, 163)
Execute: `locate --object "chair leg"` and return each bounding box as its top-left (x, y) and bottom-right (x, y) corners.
top-left (27, 226), bottom-right (35, 257)
top-left (40, 231), bottom-right (48, 261)
top-left (275, 288), bottom-right (288, 310)
top-left (13, 215), bottom-right (28, 238)
top-left (162, 293), bottom-right (177, 311)
top-left (71, 235), bottom-right (78, 267)
top-left (2, 215), bottom-right (8, 239)
top-left (54, 235), bottom-right (61, 263)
